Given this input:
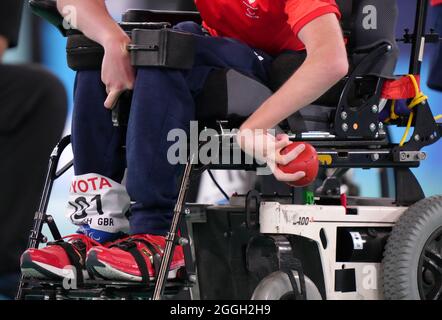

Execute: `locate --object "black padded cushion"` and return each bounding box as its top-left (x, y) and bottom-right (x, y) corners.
top-left (66, 35), bottom-right (103, 70)
top-left (123, 9), bottom-right (202, 25)
top-left (195, 69), bottom-right (229, 125)
top-left (195, 69), bottom-right (270, 129)
top-left (268, 51), bottom-right (307, 92)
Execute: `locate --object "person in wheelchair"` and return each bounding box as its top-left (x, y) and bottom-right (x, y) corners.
top-left (20, 0), bottom-right (348, 283)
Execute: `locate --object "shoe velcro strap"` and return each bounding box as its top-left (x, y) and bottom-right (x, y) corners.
top-left (113, 241), bottom-right (150, 286)
top-left (129, 238), bottom-right (163, 276)
top-left (47, 240), bottom-right (84, 285)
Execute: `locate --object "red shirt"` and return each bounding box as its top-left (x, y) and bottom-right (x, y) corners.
top-left (431, 0), bottom-right (442, 6)
top-left (194, 0), bottom-right (341, 55)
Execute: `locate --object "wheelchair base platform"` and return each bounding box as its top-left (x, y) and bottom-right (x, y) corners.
top-left (20, 278), bottom-right (191, 300)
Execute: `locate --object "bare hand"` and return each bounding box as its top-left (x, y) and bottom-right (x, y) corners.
top-left (267, 134), bottom-right (306, 182)
top-left (236, 130), bottom-right (306, 182)
top-left (101, 34), bottom-right (135, 109)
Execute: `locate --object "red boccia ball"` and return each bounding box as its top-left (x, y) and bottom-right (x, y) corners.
top-left (277, 142), bottom-right (319, 187)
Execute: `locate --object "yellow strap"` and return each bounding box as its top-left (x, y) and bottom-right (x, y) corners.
top-left (398, 75), bottom-right (427, 147)
top-left (406, 74), bottom-right (442, 120)
top-left (407, 74), bottom-right (428, 109)
top-left (377, 75), bottom-right (439, 146)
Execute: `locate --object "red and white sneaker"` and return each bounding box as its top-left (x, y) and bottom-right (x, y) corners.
top-left (86, 234), bottom-right (185, 283)
top-left (20, 234), bottom-right (102, 280)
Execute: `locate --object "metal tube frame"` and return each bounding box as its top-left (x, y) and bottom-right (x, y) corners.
top-left (16, 135), bottom-right (73, 299)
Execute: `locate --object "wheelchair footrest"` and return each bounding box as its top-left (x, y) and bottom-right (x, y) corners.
top-left (20, 278), bottom-right (189, 300)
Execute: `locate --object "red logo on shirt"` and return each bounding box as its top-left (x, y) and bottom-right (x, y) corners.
top-left (195, 0), bottom-right (341, 55)
top-left (242, 0), bottom-right (260, 19)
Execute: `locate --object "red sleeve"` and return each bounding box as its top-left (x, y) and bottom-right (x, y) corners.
top-left (431, 0), bottom-right (442, 6)
top-left (285, 0), bottom-right (342, 37)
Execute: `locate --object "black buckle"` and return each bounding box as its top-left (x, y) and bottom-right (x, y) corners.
top-left (47, 239), bottom-right (65, 246)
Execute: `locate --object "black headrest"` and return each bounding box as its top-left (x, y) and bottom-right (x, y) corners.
top-left (350, 0), bottom-right (398, 51)
top-left (335, 0), bottom-right (398, 51)
top-left (337, 0), bottom-right (399, 78)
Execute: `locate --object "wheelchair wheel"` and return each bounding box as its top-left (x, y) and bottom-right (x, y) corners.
top-left (251, 271), bottom-right (322, 300)
top-left (382, 195), bottom-right (442, 300)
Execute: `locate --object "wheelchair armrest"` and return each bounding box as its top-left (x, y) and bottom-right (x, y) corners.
top-left (122, 9), bottom-right (202, 26)
top-left (29, 0), bottom-right (67, 36)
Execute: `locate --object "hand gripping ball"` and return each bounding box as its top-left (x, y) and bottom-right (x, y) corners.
top-left (277, 142), bottom-right (319, 187)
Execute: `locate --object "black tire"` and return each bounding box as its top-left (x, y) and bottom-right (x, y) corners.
top-left (382, 195), bottom-right (442, 300)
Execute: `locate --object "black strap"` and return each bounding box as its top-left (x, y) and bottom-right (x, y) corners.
top-left (179, 219), bottom-right (195, 279)
top-left (130, 238), bottom-right (163, 276)
top-left (47, 240), bottom-right (84, 285)
top-left (130, 238), bottom-right (162, 256)
top-left (283, 258), bottom-right (307, 300)
top-left (284, 268), bottom-right (302, 300)
top-left (112, 240), bottom-right (151, 286)
top-left (294, 259), bottom-right (307, 300)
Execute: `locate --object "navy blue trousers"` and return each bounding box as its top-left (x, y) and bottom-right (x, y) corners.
top-left (72, 22), bottom-right (272, 236)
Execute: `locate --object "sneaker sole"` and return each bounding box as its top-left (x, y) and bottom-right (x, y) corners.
top-left (21, 252), bottom-right (89, 281)
top-left (86, 250), bottom-right (183, 282)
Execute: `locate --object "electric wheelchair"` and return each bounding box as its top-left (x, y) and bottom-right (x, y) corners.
top-left (16, 0), bottom-right (442, 300)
